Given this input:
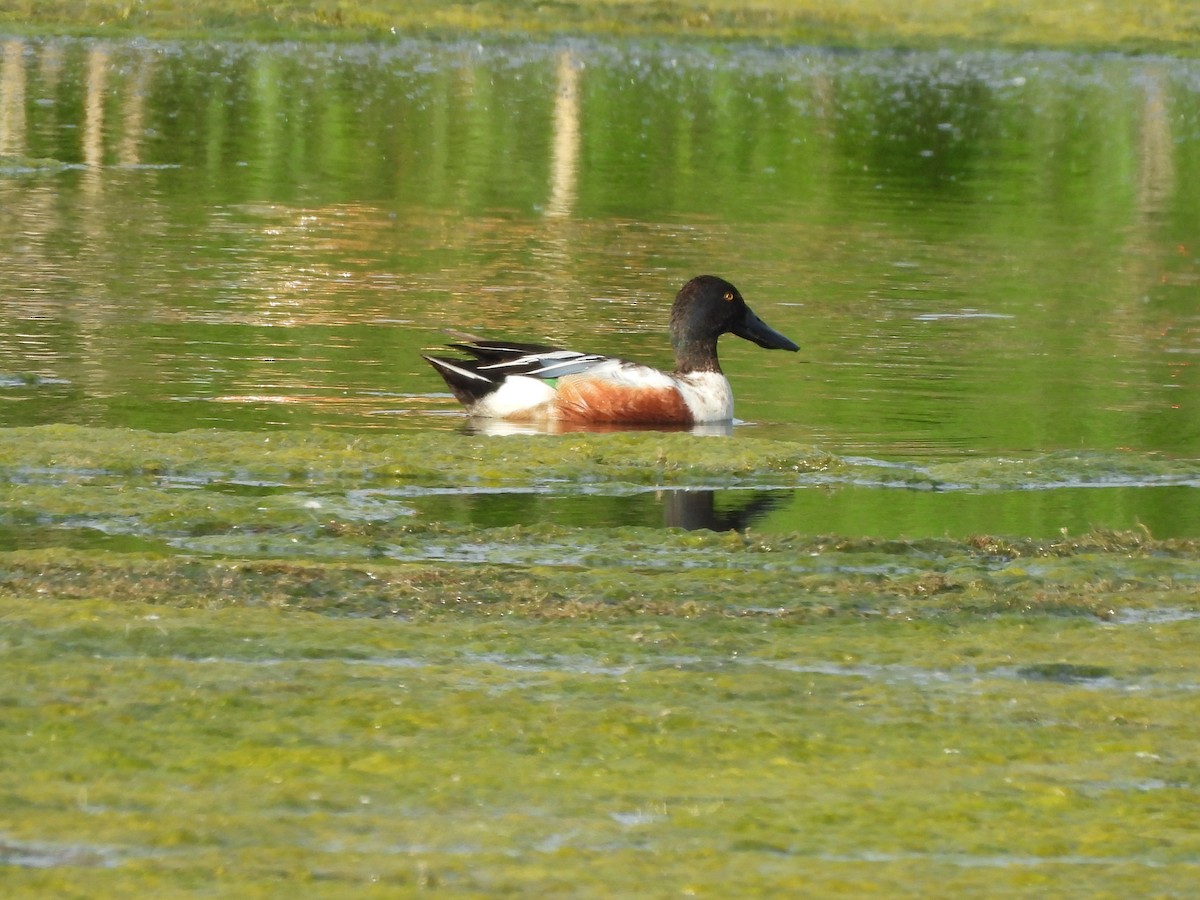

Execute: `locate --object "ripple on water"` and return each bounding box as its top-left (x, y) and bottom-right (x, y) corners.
top-left (0, 838), bottom-right (117, 869)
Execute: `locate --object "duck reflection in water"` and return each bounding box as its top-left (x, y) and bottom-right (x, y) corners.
top-left (663, 489), bottom-right (790, 531)
top-left (463, 419), bottom-right (733, 437)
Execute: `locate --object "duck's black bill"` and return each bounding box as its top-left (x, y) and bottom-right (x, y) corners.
top-left (734, 307), bottom-right (800, 352)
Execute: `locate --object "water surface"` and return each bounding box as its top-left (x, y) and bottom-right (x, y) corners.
top-left (0, 37), bottom-right (1197, 536)
top-left (1, 36), bottom-right (1198, 895)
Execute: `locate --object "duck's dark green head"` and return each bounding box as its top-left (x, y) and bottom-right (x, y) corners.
top-left (670, 275), bottom-right (799, 372)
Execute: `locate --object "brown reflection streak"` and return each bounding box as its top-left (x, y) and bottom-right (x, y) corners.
top-left (1135, 68), bottom-right (1175, 222)
top-left (83, 46), bottom-right (107, 177)
top-left (546, 51), bottom-right (580, 221)
top-left (426, 52), bottom-right (594, 350)
top-left (531, 50), bottom-right (589, 327)
top-left (1114, 67), bottom-right (1180, 385)
top-left (191, 202), bottom-right (408, 328)
top-left (181, 202), bottom-right (405, 403)
top-left (36, 41), bottom-right (63, 98)
top-left (118, 55), bottom-right (152, 168)
top-left (0, 42), bottom-right (63, 382)
top-left (0, 41), bottom-right (25, 159)
top-left (75, 45), bottom-right (115, 401)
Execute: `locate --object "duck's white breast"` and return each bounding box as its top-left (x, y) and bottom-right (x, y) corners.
top-left (674, 371), bottom-right (734, 423)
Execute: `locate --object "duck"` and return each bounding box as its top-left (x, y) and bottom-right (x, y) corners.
top-left (424, 275), bottom-right (799, 426)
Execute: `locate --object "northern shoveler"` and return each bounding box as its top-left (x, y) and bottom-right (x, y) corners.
top-left (424, 275), bottom-right (799, 426)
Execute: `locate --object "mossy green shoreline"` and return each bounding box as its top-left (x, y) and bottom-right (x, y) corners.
top-left (3, 0), bottom-right (1199, 55)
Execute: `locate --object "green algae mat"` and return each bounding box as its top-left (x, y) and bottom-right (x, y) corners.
top-left (1, 427), bottom-right (1198, 896)
top-left (5, 0), bottom-right (1199, 54)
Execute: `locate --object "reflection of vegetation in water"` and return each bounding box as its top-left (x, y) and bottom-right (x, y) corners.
top-left (0, 40), bottom-right (1194, 453)
top-left (0, 18), bottom-right (1197, 892)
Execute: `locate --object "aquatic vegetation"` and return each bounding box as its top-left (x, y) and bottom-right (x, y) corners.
top-left (1, 426), bottom-right (1198, 894)
top-left (0, 9), bottom-right (1194, 890)
top-left (3, 426), bottom-right (1197, 494)
top-left (0, 425), bottom-right (841, 489)
top-left (4, 0), bottom-right (1199, 54)
top-left (2, 556), bottom-right (1198, 895)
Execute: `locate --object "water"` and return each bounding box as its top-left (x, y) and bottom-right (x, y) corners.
top-left (2, 38), bottom-right (1196, 899)
top-left (0, 37), bottom-right (1197, 536)
top-left (407, 482), bottom-right (1200, 538)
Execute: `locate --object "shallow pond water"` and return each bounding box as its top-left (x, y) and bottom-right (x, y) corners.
top-left (0, 36), bottom-right (1196, 538)
top-left (1, 35), bottom-right (1198, 897)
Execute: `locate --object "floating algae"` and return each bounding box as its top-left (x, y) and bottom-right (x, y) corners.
top-left (1, 425), bottom-right (1198, 897)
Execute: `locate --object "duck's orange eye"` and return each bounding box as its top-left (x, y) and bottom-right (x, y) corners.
top-left (723, 291), bottom-right (734, 302)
